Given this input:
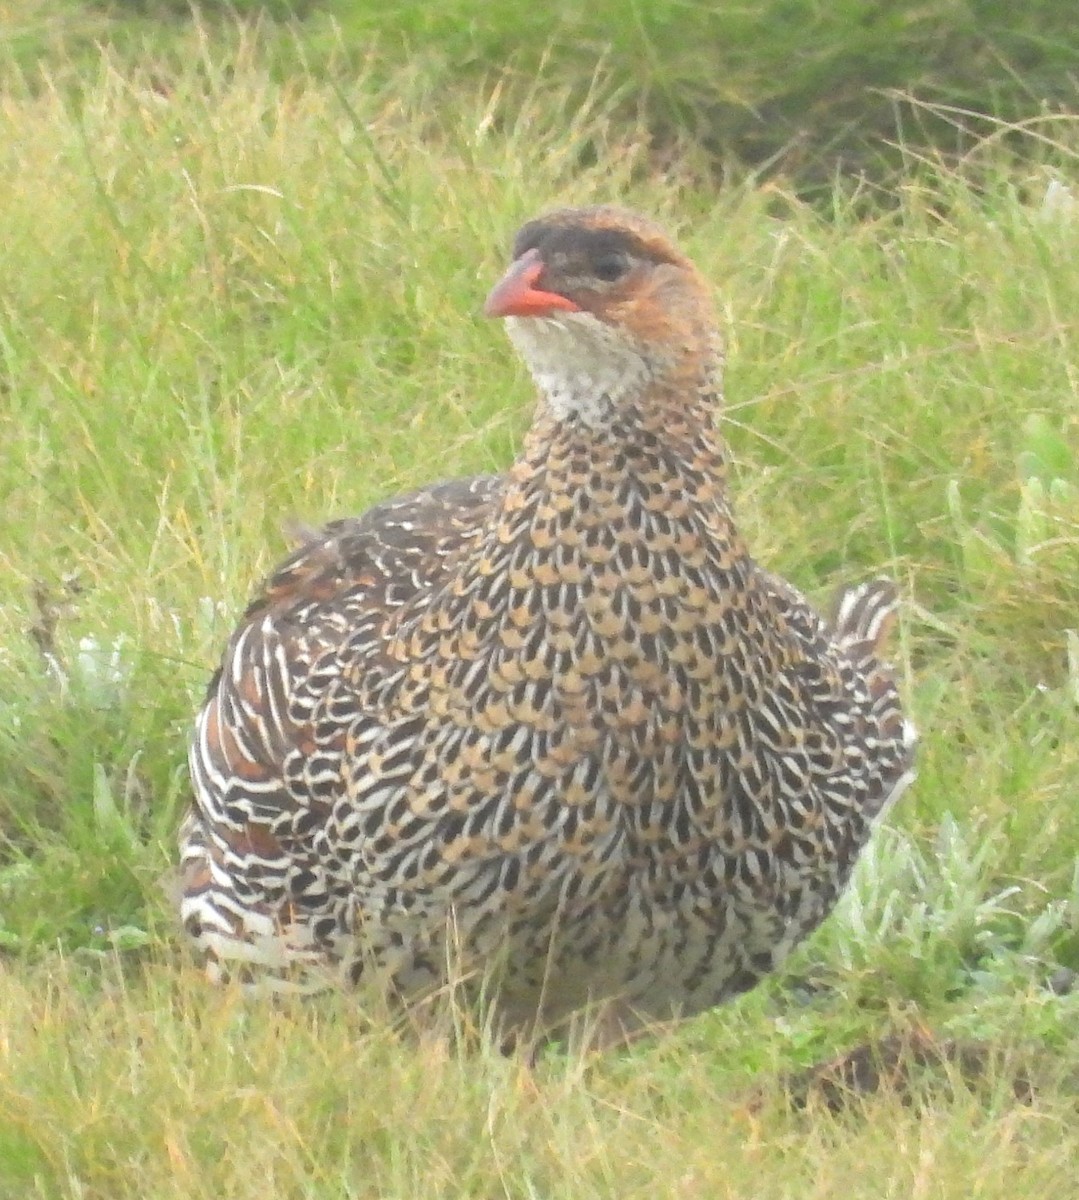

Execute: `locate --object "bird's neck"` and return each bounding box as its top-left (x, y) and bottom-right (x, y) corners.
top-left (505, 312), bottom-right (724, 437)
top-left (499, 377), bottom-right (737, 543)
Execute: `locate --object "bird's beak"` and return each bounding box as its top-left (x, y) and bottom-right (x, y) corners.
top-left (484, 248), bottom-right (580, 319)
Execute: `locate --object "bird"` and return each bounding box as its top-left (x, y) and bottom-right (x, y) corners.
top-left (178, 205), bottom-right (916, 1041)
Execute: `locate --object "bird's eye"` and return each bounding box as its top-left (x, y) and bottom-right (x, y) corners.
top-left (591, 251), bottom-right (633, 283)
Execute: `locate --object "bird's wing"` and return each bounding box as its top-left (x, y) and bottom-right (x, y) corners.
top-left (184, 476), bottom-right (500, 899)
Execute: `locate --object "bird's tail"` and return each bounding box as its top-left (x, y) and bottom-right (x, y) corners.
top-left (831, 577), bottom-right (917, 824)
top-left (830, 577), bottom-right (899, 657)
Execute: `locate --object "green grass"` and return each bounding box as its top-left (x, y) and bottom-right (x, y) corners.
top-left (2, 963), bottom-right (1076, 1198)
top-left (3, 6), bottom-right (1079, 1196)
top-left (6, 0), bottom-right (1079, 186)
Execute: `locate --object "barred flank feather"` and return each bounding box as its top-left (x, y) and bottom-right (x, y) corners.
top-left (832, 577), bottom-right (899, 654)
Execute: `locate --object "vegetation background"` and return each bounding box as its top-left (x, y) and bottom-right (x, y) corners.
top-left (1, 1), bottom-right (1078, 1196)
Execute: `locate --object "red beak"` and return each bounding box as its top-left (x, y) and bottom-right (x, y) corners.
top-left (484, 248), bottom-right (580, 319)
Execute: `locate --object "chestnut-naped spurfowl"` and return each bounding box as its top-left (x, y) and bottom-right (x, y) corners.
top-left (179, 206), bottom-right (915, 1038)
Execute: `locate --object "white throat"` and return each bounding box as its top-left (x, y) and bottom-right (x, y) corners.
top-left (506, 311), bottom-right (653, 429)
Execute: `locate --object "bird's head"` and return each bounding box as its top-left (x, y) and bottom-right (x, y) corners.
top-left (485, 206), bottom-right (722, 428)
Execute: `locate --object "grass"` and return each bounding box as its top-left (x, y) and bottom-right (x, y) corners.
top-left (1, 966), bottom-right (1076, 1198)
top-left (2, 5), bottom-right (1079, 1196)
top-left (6, 0), bottom-right (1079, 186)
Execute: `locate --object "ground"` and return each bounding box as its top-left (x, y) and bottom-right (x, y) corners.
top-left (1, 6), bottom-right (1078, 1197)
